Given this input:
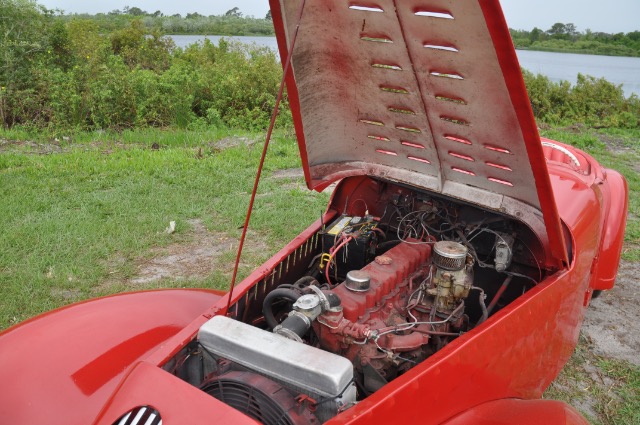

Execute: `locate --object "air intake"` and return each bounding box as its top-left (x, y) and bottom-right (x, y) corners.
top-left (432, 240), bottom-right (468, 271)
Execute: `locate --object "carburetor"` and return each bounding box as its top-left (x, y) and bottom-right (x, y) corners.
top-left (428, 241), bottom-right (474, 312)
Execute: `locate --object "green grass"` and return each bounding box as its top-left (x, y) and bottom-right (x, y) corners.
top-left (597, 359), bottom-right (640, 424)
top-left (0, 129), bottom-right (328, 329)
top-left (1, 126), bottom-right (258, 148)
top-left (544, 336), bottom-right (640, 425)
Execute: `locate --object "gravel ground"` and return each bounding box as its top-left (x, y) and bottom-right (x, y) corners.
top-left (582, 260), bottom-right (640, 365)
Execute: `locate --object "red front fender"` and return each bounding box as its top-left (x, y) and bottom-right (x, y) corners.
top-left (0, 289), bottom-right (223, 425)
top-left (593, 169), bottom-right (628, 291)
top-left (92, 361), bottom-right (260, 425)
top-left (441, 398), bottom-right (590, 425)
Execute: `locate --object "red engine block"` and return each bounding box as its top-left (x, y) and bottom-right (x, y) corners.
top-left (313, 241), bottom-right (434, 362)
top-left (331, 242), bottom-right (432, 322)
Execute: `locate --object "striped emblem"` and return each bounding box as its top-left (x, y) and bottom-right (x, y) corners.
top-left (115, 406), bottom-right (162, 425)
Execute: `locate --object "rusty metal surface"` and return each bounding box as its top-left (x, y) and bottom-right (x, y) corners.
top-left (278, 0), bottom-right (535, 203)
top-left (274, 0), bottom-right (569, 266)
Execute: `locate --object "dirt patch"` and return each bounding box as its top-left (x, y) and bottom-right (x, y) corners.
top-left (271, 167), bottom-right (338, 193)
top-left (272, 168), bottom-right (304, 179)
top-left (210, 136), bottom-right (258, 150)
top-left (0, 139), bottom-right (64, 154)
top-left (267, 168), bottom-right (306, 192)
top-left (581, 260), bottom-right (640, 365)
top-left (129, 219), bottom-right (234, 285)
top-left (49, 287), bottom-right (82, 301)
top-left (545, 334), bottom-right (630, 424)
top-left (0, 138), bottom-right (130, 155)
top-left (596, 132), bottom-right (630, 154)
top-left (127, 219), bottom-right (269, 285)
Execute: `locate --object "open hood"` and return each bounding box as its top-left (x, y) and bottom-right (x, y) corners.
top-left (270, 0), bottom-right (568, 267)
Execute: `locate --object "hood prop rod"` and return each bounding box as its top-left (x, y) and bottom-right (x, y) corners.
top-left (224, 0), bottom-right (307, 316)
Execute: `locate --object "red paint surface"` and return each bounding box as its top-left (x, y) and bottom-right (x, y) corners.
top-left (93, 362), bottom-right (259, 425)
top-left (0, 289), bottom-right (223, 424)
top-left (0, 1), bottom-right (629, 424)
top-left (441, 399), bottom-right (590, 425)
top-left (593, 169), bottom-right (628, 290)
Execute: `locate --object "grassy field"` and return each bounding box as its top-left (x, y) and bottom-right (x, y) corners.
top-left (1, 126), bottom-right (638, 423)
top-left (0, 128), bottom-right (330, 328)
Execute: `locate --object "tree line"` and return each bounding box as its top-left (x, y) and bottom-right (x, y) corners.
top-left (52, 5), bottom-right (275, 36)
top-left (510, 23), bottom-right (640, 57)
top-left (0, 1), bottom-right (638, 133)
top-left (42, 3), bottom-right (640, 56)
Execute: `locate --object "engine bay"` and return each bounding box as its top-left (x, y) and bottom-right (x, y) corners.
top-left (170, 177), bottom-right (551, 424)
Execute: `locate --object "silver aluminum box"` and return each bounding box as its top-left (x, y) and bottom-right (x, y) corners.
top-left (198, 315), bottom-right (354, 400)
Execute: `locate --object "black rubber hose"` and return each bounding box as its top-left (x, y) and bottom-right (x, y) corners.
top-left (376, 240), bottom-right (401, 254)
top-left (263, 288), bottom-right (302, 330)
top-left (292, 275), bottom-right (318, 289)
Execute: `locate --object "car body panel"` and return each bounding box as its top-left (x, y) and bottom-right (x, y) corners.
top-left (592, 169), bottom-right (628, 290)
top-left (441, 398), bottom-right (590, 425)
top-left (92, 362), bottom-right (260, 425)
top-left (0, 289), bottom-right (224, 425)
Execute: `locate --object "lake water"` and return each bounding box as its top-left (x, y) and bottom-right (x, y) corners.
top-left (170, 35), bottom-right (640, 97)
top-left (516, 50), bottom-right (640, 97)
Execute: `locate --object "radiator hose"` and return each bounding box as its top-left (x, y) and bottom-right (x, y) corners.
top-left (263, 288), bottom-right (302, 330)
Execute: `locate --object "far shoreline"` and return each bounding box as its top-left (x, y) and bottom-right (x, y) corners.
top-left (165, 33), bottom-right (640, 59)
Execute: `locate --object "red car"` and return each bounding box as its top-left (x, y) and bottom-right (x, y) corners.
top-left (0, 1), bottom-right (628, 424)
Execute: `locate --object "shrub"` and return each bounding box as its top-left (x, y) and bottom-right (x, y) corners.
top-left (1, 1), bottom-right (634, 133)
top-left (87, 56), bottom-right (137, 129)
top-left (178, 39), bottom-right (287, 130)
top-left (110, 20), bottom-right (174, 71)
top-left (522, 70), bottom-right (639, 129)
top-left (0, 0), bottom-right (50, 126)
top-left (0, 1), bottom-right (289, 132)
top-left (46, 67), bottom-right (87, 128)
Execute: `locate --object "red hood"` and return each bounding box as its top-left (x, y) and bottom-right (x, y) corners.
top-left (271, 0), bottom-right (568, 267)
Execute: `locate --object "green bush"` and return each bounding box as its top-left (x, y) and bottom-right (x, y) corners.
top-left (110, 20), bottom-right (174, 71)
top-left (0, 1), bottom-right (288, 132)
top-left (47, 67), bottom-right (86, 128)
top-left (0, 0), bottom-right (50, 126)
top-left (175, 39), bottom-right (288, 130)
top-left (522, 70), bottom-right (640, 129)
top-left (87, 56), bottom-right (137, 129)
top-left (0, 1), bottom-right (636, 133)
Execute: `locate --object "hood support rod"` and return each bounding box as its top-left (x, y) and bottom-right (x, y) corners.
top-left (225, 0), bottom-right (307, 316)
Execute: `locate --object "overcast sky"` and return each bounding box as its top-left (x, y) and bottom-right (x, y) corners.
top-left (36, 0), bottom-right (639, 34)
